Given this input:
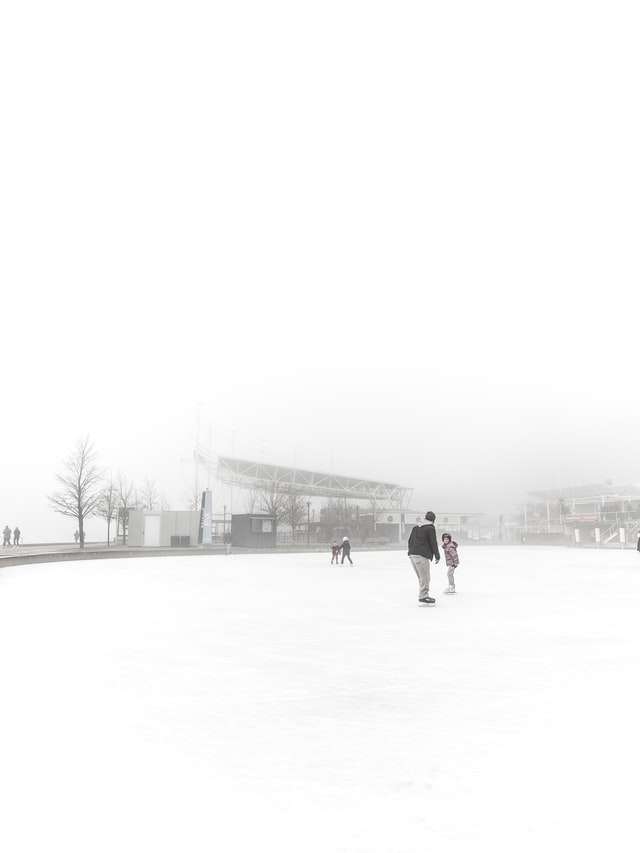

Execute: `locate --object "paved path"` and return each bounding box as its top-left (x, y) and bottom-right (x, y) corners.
top-left (0, 543), bottom-right (226, 567)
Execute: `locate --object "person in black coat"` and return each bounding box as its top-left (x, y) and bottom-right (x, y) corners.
top-left (407, 511), bottom-right (440, 604)
top-left (340, 536), bottom-right (353, 565)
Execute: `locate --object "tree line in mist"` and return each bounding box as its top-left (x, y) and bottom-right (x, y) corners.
top-left (48, 438), bottom-right (395, 548)
top-left (48, 437), bottom-right (171, 548)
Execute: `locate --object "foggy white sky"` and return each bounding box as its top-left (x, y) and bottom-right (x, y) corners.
top-left (1, 1), bottom-right (639, 540)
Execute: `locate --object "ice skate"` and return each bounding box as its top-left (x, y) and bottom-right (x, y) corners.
top-left (444, 585), bottom-right (456, 594)
top-left (418, 596), bottom-right (436, 606)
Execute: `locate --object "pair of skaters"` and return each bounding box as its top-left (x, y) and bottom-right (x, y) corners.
top-left (408, 511), bottom-right (459, 606)
top-left (331, 536), bottom-right (353, 565)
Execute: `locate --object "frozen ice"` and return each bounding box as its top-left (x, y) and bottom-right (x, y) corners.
top-left (0, 546), bottom-right (638, 852)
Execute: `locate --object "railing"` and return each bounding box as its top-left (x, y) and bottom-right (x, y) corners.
top-left (603, 525), bottom-right (619, 544)
top-left (627, 520), bottom-right (640, 542)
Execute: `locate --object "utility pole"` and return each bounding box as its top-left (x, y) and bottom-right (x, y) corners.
top-left (230, 425), bottom-right (237, 517)
top-left (207, 424), bottom-right (213, 489)
top-left (194, 406), bottom-right (201, 508)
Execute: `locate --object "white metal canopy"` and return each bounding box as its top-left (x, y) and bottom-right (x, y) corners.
top-left (194, 448), bottom-right (412, 505)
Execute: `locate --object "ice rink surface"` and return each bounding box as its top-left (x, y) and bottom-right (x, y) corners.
top-left (1, 546), bottom-right (639, 852)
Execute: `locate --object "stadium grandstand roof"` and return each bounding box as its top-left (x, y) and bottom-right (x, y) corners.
top-left (194, 448), bottom-right (412, 504)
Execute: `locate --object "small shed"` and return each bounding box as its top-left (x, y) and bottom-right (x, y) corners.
top-left (231, 514), bottom-right (276, 548)
top-left (127, 510), bottom-right (200, 547)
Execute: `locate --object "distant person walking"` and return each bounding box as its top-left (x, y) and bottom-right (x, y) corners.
top-left (330, 541), bottom-right (341, 564)
top-left (637, 532), bottom-right (640, 553)
top-left (442, 533), bottom-right (459, 594)
top-left (408, 512), bottom-right (440, 606)
top-left (2, 525), bottom-right (11, 547)
top-left (74, 530), bottom-right (79, 544)
top-left (340, 536), bottom-right (353, 565)
top-left (13, 526), bottom-right (20, 546)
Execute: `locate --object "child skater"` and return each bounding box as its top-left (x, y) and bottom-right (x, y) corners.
top-left (442, 533), bottom-right (459, 594)
top-left (330, 541), bottom-right (341, 564)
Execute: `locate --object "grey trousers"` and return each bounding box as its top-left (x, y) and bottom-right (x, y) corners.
top-left (447, 565), bottom-right (456, 587)
top-left (409, 555), bottom-right (431, 599)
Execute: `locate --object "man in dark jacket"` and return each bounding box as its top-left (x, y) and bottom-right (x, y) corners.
top-left (408, 511), bottom-right (440, 605)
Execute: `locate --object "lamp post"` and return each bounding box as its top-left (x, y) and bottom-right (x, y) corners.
top-left (306, 500), bottom-right (311, 546)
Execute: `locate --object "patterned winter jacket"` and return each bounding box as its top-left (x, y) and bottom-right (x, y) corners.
top-left (443, 540), bottom-right (459, 568)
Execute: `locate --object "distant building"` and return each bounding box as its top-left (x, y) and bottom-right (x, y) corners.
top-left (231, 514), bottom-right (276, 548)
top-left (359, 509), bottom-right (482, 542)
top-left (522, 483), bottom-right (640, 544)
top-left (128, 510), bottom-right (200, 547)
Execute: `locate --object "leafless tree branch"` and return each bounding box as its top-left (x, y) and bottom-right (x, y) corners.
top-left (48, 436), bottom-right (103, 548)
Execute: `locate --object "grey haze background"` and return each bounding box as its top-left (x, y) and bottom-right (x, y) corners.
top-left (1, 1), bottom-right (638, 541)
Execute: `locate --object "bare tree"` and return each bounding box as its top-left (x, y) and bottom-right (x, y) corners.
top-left (322, 499), bottom-right (345, 529)
top-left (368, 498), bottom-right (378, 534)
top-left (141, 477), bottom-right (159, 511)
top-left (257, 482), bottom-right (288, 530)
top-left (48, 437), bottom-right (103, 548)
top-left (185, 485), bottom-right (200, 511)
top-left (116, 475), bottom-right (137, 545)
top-left (97, 476), bottom-right (118, 546)
top-left (283, 490), bottom-right (306, 543)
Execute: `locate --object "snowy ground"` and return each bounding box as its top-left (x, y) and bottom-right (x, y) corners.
top-left (1, 547), bottom-right (639, 852)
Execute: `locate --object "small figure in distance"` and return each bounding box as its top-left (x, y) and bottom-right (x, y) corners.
top-left (13, 526), bottom-right (20, 546)
top-left (74, 529), bottom-right (79, 544)
top-left (2, 525), bottom-right (11, 547)
top-left (340, 536), bottom-right (354, 565)
top-left (330, 541), bottom-right (341, 564)
top-left (442, 533), bottom-right (459, 594)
